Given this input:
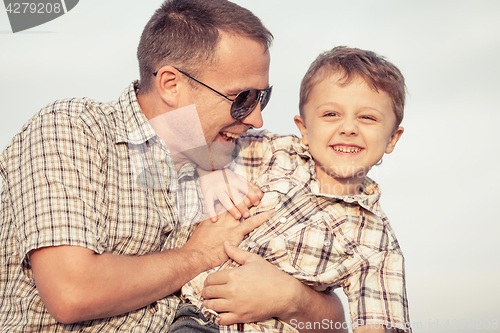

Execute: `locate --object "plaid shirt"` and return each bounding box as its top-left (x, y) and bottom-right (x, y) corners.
top-left (0, 82), bottom-right (204, 332)
top-left (182, 131), bottom-right (411, 332)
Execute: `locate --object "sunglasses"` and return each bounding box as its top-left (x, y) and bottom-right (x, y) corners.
top-left (153, 67), bottom-right (272, 120)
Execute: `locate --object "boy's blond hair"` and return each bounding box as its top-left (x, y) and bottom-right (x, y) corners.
top-left (299, 46), bottom-right (406, 128)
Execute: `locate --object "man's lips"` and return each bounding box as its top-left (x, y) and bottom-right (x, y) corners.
top-left (331, 144), bottom-right (363, 154)
top-left (217, 131), bottom-right (242, 143)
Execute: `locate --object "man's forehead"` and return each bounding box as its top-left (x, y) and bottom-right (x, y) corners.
top-left (207, 42), bottom-right (270, 92)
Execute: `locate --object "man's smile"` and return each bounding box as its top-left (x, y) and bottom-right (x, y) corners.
top-left (218, 131), bottom-right (243, 143)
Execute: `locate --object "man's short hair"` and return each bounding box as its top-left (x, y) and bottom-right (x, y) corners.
top-left (299, 46), bottom-right (406, 128)
top-left (137, 0), bottom-right (273, 93)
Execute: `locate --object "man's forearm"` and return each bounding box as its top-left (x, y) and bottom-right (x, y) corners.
top-left (30, 244), bottom-right (209, 324)
top-left (30, 211), bottom-right (269, 324)
top-left (281, 281), bottom-right (347, 333)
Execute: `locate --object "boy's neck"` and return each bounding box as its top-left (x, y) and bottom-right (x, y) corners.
top-left (315, 165), bottom-right (365, 196)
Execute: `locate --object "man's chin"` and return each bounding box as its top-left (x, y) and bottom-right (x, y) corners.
top-left (173, 142), bottom-right (240, 171)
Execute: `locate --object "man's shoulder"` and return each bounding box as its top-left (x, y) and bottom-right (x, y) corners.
top-left (45, 96), bottom-right (118, 121)
top-left (1, 96), bottom-right (119, 162)
top-left (16, 96), bottom-right (116, 134)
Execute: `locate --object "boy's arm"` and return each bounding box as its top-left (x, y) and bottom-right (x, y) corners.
top-left (344, 240), bottom-right (410, 332)
top-left (203, 242), bottom-right (348, 333)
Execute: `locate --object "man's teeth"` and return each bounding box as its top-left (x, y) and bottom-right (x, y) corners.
top-left (333, 146), bottom-right (361, 153)
top-left (221, 132), bottom-right (241, 142)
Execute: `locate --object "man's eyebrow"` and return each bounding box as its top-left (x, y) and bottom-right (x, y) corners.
top-left (227, 84), bottom-right (271, 95)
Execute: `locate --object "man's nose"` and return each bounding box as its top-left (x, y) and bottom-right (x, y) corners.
top-left (241, 103), bottom-right (264, 129)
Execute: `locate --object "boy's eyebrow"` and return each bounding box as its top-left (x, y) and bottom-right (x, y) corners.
top-left (314, 103), bottom-right (388, 117)
top-left (358, 106), bottom-right (385, 114)
top-left (313, 101), bottom-right (343, 110)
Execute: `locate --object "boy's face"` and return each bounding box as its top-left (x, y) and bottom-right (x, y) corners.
top-left (295, 74), bottom-right (403, 185)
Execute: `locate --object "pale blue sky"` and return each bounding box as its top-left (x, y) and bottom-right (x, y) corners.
top-left (1, 1), bottom-right (500, 331)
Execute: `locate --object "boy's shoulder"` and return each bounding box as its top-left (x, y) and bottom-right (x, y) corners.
top-left (237, 130), bottom-right (304, 152)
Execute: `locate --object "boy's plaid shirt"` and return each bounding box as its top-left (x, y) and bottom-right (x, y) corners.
top-left (182, 130), bottom-right (411, 333)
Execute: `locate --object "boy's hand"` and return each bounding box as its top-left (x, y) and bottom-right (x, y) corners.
top-left (199, 168), bottom-right (263, 222)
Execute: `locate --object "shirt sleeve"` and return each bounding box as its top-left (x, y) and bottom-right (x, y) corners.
top-left (2, 100), bottom-right (109, 270)
top-left (231, 130), bottom-right (274, 184)
top-left (343, 230), bottom-right (411, 332)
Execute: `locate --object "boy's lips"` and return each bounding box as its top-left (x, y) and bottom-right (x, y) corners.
top-left (331, 144), bottom-right (363, 154)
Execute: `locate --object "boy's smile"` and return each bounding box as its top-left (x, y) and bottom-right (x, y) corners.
top-left (295, 74), bottom-right (403, 195)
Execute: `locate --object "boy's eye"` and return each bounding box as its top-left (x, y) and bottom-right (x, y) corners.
top-left (324, 112), bottom-right (339, 117)
top-left (360, 115), bottom-right (376, 121)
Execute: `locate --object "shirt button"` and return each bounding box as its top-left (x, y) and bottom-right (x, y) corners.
top-left (279, 217), bottom-right (287, 224)
top-left (324, 240), bottom-right (331, 246)
top-left (248, 241), bottom-right (256, 248)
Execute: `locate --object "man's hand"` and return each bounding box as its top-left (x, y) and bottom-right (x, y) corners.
top-left (202, 241), bottom-right (295, 324)
top-left (202, 242), bottom-right (347, 332)
top-left (29, 210), bottom-right (271, 325)
top-left (198, 168), bottom-right (263, 222)
top-left (184, 210), bottom-right (273, 269)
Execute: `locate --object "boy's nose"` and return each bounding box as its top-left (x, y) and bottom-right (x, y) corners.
top-left (339, 118), bottom-right (358, 136)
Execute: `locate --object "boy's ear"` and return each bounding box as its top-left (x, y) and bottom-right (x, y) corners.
top-left (154, 66), bottom-right (182, 108)
top-left (294, 115), bottom-right (309, 146)
top-left (385, 126), bottom-right (404, 154)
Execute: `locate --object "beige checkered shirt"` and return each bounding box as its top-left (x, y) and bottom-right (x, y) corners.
top-left (0, 82), bottom-right (203, 332)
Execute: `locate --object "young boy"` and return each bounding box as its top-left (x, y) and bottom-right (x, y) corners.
top-left (171, 46), bottom-right (410, 333)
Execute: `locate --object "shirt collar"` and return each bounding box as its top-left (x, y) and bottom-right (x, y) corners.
top-left (113, 81), bottom-right (157, 145)
top-left (178, 162), bottom-right (198, 180)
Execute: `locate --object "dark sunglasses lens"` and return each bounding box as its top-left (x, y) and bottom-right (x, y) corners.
top-left (231, 89), bottom-right (259, 120)
top-left (230, 86), bottom-right (272, 120)
top-left (260, 87), bottom-right (272, 111)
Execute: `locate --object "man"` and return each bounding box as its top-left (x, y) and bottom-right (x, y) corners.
top-left (0, 0), bottom-right (346, 332)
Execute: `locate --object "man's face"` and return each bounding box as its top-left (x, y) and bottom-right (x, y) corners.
top-left (181, 33), bottom-right (271, 170)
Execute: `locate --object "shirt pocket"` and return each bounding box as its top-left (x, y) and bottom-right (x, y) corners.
top-left (253, 174), bottom-right (296, 213)
top-left (279, 218), bottom-right (351, 287)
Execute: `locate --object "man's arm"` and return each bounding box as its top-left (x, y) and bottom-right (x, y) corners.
top-left (353, 327), bottom-right (386, 333)
top-left (202, 242), bottom-right (347, 333)
top-left (30, 210), bottom-right (272, 324)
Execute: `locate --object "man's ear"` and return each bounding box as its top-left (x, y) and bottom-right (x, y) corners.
top-left (154, 66), bottom-right (182, 108)
top-left (385, 126), bottom-right (404, 154)
top-left (294, 115), bottom-right (309, 146)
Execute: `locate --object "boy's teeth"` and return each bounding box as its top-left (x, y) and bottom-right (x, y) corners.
top-left (333, 145), bottom-right (361, 153)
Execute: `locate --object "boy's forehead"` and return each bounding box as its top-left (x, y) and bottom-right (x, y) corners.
top-left (322, 71), bottom-right (367, 87)
top-left (307, 73), bottom-right (395, 114)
